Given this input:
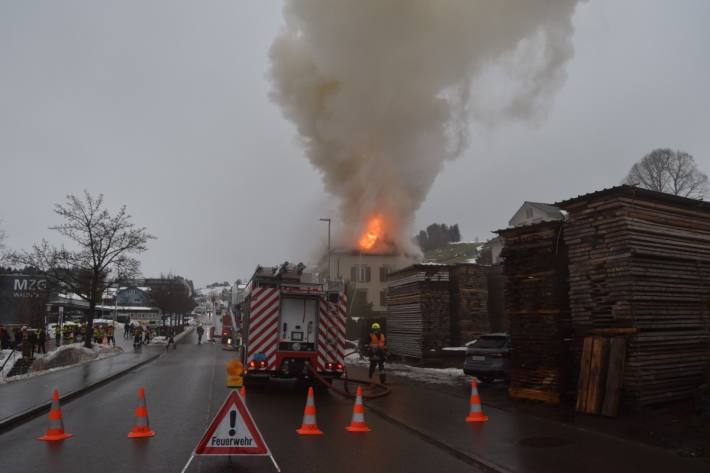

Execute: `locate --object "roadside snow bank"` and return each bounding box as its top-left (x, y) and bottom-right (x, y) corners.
top-left (30, 343), bottom-right (123, 372)
top-left (1, 343), bottom-right (123, 384)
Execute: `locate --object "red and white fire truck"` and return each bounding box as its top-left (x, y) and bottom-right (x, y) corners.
top-left (238, 262), bottom-right (347, 382)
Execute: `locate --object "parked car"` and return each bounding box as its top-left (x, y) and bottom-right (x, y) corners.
top-left (463, 333), bottom-right (511, 384)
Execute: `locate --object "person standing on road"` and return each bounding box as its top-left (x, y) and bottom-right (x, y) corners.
top-left (54, 325), bottom-right (61, 348)
top-left (366, 322), bottom-right (387, 384)
top-left (196, 324), bottom-right (204, 344)
top-left (124, 321), bottom-right (131, 339)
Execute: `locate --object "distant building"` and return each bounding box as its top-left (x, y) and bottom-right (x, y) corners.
top-left (509, 201), bottom-right (565, 228)
top-left (487, 202), bottom-right (566, 264)
top-left (330, 250), bottom-right (413, 313)
top-left (115, 286), bottom-right (151, 307)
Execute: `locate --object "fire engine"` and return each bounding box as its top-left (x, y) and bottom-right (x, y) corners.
top-left (238, 262), bottom-right (346, 382)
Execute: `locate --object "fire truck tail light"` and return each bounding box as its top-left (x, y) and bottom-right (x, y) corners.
top-left (248, 360), bottom-right (256, 369)
top-left (336, 363), bottom-right (343, 371)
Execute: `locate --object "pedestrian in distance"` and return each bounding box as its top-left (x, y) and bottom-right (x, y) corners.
top-left (124, 321), bottom-right (131, 339)
top-left (0, 325), bottom-right (10, 350)
top-left (166, 328), bottom-right (176, 351)
top-left (133, 326), bottom-right (143, 351)
top-left (54, 325), bottom-right (61, 348)
top-left (21, 327), bottom-right (33, 360)
top-left (38, 327), bottom-right (46, 354)
top-left (14, 327), bottom-right (23, 350)
top-left (366, 322), bottom-right (387, 385)
top-left (27, 328), bottom-right (37, 357)
top-left (196, 324), bottom-right (204, 344)
top-left (106, 324), bottom-right (115, 347)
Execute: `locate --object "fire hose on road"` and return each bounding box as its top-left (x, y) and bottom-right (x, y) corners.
top-left (306, 350), bottom-right (391, 400)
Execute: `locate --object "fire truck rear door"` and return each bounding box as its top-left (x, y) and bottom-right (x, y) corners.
top-left (279, 296), bottom-right (318, 351)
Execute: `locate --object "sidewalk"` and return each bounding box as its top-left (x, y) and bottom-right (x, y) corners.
top-left (0, 326), bottom-right (195, 432)
top-left (355, 367), bottom-right (707, 473)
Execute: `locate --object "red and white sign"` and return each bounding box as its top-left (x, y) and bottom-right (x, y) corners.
top-left (195, 391), bottom-right (268, 456)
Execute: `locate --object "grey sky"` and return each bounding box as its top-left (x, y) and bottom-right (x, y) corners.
top-left (1, 1), bottom-right (709, 287)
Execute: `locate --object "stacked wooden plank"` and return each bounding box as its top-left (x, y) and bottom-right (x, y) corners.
top-left (498, 221), bottom-right (573, 403)
top-left (449, 264), bottom-right (489, 346)
top-left (559, 185), bottom-right (710, 407)
top-left (386, 265), bottom-right (451, 361)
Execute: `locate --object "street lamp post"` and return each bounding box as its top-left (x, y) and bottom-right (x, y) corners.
top-left (319, 218), bottom-right (331, 280)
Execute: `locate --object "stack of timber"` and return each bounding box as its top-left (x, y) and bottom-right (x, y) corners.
top-left (498, 221), bottom-right (573, 404)
top-left (449, 263), bottom-right (490, 346)
top-left (558, 185), bottom-right (710, 408)
top-left (386, 264), bottom-right (451, 361)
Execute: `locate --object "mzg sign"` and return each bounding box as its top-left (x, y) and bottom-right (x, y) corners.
top-left (10, 277), bottom-right (48, 298)
top-left (0, 274), bottom-right (49, 324)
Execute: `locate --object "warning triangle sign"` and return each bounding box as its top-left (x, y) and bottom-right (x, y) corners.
top-left (195, 391), bottom-right (269, 456)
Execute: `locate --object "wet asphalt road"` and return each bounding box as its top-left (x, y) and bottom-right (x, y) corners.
top-left (0, 330), bottom-right (480, 473)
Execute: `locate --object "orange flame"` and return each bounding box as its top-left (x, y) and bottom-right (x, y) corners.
top-left (358, 217), bottom-right (383, 251)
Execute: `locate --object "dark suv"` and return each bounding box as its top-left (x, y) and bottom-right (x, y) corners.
top-left (463, 333), bottom-right (511, 384)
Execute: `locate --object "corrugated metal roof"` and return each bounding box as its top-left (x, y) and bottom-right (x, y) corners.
top-left (555, 184), bottom-right (710, 210)
top-left (494, 219), bottom-right (564, 236)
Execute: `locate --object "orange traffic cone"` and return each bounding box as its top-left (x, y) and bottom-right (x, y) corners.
top-left (465, 378), bottom-right (488, 422)
top-left (240, 386), bottom-right (246, 399)
top-left (296, 387), bottom-right (323, 435)
top-left (128, 387), bottom-right (155, 438)
top-left (345, 386), bottom-right (371, 432)
top-left (38, 389), bottom-right (72, 441)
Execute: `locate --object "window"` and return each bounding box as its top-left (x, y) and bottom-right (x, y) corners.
top-left (379, 290), bottom-right (387, 307)
top-left (379, 265), bottom-right (390, 282)
top-left (350, 265), bottom-right (371, 282)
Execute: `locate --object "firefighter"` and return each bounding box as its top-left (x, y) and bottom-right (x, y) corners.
top-left (367, 322), bottom-right (387, 384)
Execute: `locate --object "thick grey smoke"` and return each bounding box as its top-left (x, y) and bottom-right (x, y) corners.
top-left (269, 0), bottom-right (582, 252)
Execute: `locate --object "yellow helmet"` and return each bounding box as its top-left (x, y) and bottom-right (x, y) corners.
top-left (371, 322), bottom-right (381, 330)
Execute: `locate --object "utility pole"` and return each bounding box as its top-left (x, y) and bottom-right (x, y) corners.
top-left (319, 218), bottom-right (331, 280)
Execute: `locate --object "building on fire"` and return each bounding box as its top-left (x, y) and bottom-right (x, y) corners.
top-left (326, 249), bottom-right (412, 316)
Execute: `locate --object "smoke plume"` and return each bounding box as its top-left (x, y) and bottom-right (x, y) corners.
top-left (269, 0), bottom-right (582, 252)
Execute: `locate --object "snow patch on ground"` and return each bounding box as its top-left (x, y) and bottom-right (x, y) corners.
top-left (149, 336), bottom-right (168, 345)
top-left (147, 326), bottom-right (195, 345)
top-left (345, 352), bottom-right (469, 386)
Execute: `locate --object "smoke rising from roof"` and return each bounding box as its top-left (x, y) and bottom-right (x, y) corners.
top-left (269, 0), bottom-right (582, 252)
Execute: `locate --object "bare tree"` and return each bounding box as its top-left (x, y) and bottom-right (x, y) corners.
top-left (624, 149), bottom-right (708, 199)
top-left (0, 221), bottom-right (6, 264)
top-left (9, 192), bottom-right (155, 348)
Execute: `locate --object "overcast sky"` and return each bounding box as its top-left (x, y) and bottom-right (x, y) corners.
top-left (1, 1), bottom-right (709, 287)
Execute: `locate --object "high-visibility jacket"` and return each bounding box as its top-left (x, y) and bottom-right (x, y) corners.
top-left (369, 332), bottom-right (386, 349)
